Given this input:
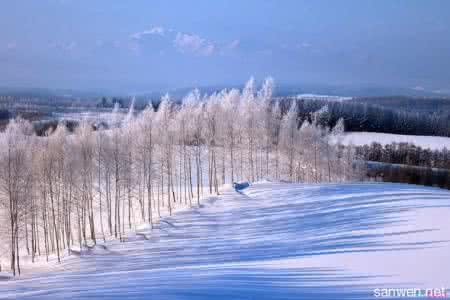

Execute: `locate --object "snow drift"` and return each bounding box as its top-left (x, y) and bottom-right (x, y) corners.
top-left (1, 182), bottom-right (449, 299)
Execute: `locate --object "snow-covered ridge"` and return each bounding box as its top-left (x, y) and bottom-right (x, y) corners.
top-left (1, 182), bottom-right (449, 299)
top-left (296, 94), bottom-right (353, 102)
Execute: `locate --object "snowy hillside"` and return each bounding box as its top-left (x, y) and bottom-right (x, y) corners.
top-left (1, 182), bottom-right (449, 299)
top-left (339, 132), bottom-right (450, 151)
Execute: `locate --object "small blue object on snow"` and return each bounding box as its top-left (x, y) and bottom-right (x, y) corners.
top-left (233, 181), bottom-right (250, 191)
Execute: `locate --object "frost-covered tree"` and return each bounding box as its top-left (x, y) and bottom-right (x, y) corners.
top-left (0, 118), bottom-right (34, 275)
top-left (0, 77), bottom-right (363, 276)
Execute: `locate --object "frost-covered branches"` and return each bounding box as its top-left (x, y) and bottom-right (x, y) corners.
top-left (0, 77), bottom-right (363, 275)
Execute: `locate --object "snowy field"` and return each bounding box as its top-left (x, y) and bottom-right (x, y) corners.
top-left (338, 131), bottom-right (450, 151)
top-left (1, 182), bottom-right (449, 299)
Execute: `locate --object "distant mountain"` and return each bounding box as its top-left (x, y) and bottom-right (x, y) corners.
top-left (1, 82), bottom-right (449, 101)
top-left (0, 86), bottom-right (114, 99)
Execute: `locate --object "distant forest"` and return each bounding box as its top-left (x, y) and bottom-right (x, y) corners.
top-left (356, 142), bottom-right (450, 170)
top-left (356, 141), bottom-right (450, 190)
top-left (367, 162), bottom-right (450, 190)
top-left (350, 96), bottom-right (450, 114)
top-left (277, 96), bottom-right (450, 137)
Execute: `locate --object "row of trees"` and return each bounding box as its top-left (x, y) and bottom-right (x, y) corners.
top-left (350, 96), bottom-right (450, 115)
top-left (283, 97), bottom-right (450, 137)
top-left (0, 78), bottom-right (363, 275)
top-left (357, 142), bottom-right (450, 170)
top-left (367, 163), bottom-right (450, 191)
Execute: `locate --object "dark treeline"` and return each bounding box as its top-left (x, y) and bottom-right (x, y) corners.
top-left (358, 141), bottom-right (450, 190)
top-left (0, 109), bottom-right (9, 120)
top-left (367, 162), bottom-right (450, 190)
top-left (33, 120), bottom-right (80, 136)
top-left (350, 96), bottom-right (450, 114)
top-left (278, 97), bottom-right (450, 137)
top-left (356, 142), bottom-right (450, 170)
top-left (97, 97), bottom-right (126, 108)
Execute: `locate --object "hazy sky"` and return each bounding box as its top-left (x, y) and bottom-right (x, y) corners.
top-left (1, 0), bottom-right (450, 92)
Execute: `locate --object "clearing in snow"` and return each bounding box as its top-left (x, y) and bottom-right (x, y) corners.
top-left (1, 182), bottom-right (449, 299)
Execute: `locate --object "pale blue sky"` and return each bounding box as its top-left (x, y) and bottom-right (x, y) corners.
top-left (1, 0), bottom-right (450, 93)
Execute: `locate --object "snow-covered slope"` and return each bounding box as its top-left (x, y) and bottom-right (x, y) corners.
top-left (1, 182), bottom-right (449, 299)
top-left (339, 132), bottom-right (450, 150)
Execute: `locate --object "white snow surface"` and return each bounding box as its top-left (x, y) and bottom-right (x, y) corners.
top-left (296, 94), bottom-right (353, 102)
top-left (1, 182), bottom-right (449, 299)
top-left (338, 132), bottom-right (450, 150)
